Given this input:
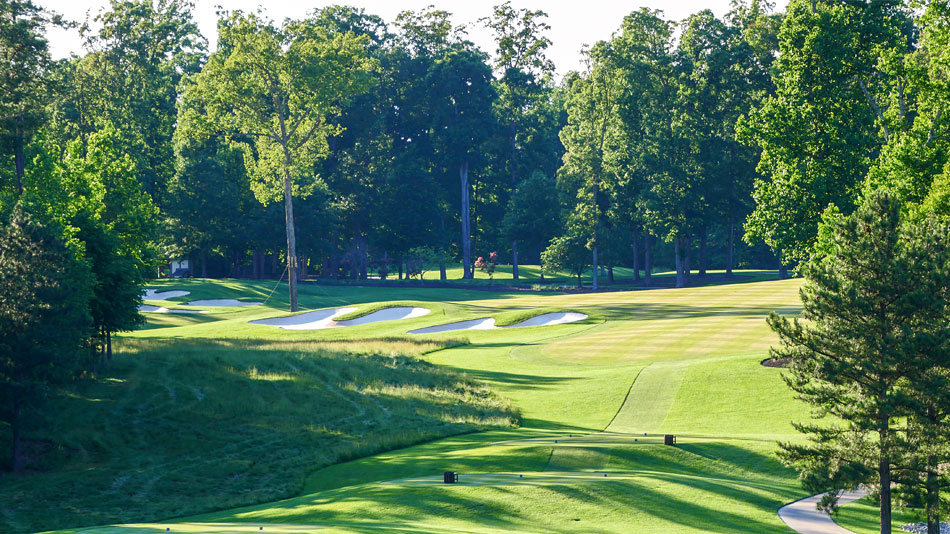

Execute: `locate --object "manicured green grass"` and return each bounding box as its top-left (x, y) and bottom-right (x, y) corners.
top-left (18, 271), bottom-right (819, 534)
top-left (834, 495), bottom-right (922, 533)
top-left (410, 263), bottom-right (780, 287)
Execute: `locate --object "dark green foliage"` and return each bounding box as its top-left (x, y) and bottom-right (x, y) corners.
top-left (541, 228), bottom-right (590, 287)
top-left (75, 210), bottom-right (144, 364)
top-left (0, 205), bottom-right (91, 472)
top-left (0, 0), bottom-right (62, 201)
top-left (501, 171), bottom-right (559, 263)
top-left (771, 191), bottom-right (950, 533)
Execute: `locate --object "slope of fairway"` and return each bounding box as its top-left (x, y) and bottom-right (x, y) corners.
top-left (27, 274), bottom-right (815, 534)
top-left (607, 362), bottom-right (688, 433)
top-left (0, 339), bottom-right (516, 533)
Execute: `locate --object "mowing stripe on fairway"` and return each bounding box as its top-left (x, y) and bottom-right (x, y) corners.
top-left (606, 362), bottom-right (689, 433)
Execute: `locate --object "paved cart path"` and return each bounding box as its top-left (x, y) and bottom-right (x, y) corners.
top-left (779, 490), bottom-right (868, 534)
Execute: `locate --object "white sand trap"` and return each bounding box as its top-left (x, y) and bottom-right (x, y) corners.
top-left (187, 299), bottom-right (262, 307)
top-left (409, 312), bottom-right (587, 334)
top-left (409, 318), bottom-right (497, 334)
top-left (333, 307), bottom-right (430, 327)
top-left (143, 289), bottom-right (190, 300)
top-left (503, 312), bottom-right (588, 328)
top-left (139, 304), bottom-right (206, 314)
top-left (251, 307), bottom-right (430, 330)
top-left (250, 307), bottom-right (357, 330)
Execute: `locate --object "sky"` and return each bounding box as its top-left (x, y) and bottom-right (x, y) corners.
top-left (39, 0), bottom-right (790, 78)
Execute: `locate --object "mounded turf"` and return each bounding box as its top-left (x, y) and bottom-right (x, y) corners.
top-left (9, 270), bottom-right (822, 534)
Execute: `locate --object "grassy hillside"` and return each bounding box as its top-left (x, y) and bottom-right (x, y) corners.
top-left (0, 338), bottom-right (516, 533)
top-left (17, 272), bottom-right (824, 533)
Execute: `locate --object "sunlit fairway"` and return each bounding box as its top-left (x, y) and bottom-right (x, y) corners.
top-left (26, 272), bottom-right (822, 534)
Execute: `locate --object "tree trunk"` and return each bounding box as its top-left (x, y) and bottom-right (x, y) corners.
top-left (358, 237), bottom-right (368, 280)
top-left (460, 160), bottom-right (472, 279)
top-left (608, 265), bottom-right (614, 283)
top-left (674, 236), bottom-right (685, 288)
top-left (592, 245), bottom-right (599, 291)
top-left (512, 240), bottom-right (519, 280)
top-left (779, 264), bottom-right (788, 279)
top-left (200, 249), bottom-right (208, 278)
top-left (727, 216), bottom-right (735, 276)
top-left (509, 121), bottom-right (519, 280)
top-left (106, 331), bottom-right (112, 362)
top-left (11, 391), bottom-right (22, 473)
top-left (276, 107), bottom-right (299, 311)
top-left (437, 215), bottom-right (447, 282)
top-left (927, 464), bottom-right (940, 534)
top-left (683, 237), bottom-right (693, 279)
top-left (644, 233), bottom-right (652, 287)
top-left (880, 454), bottom-right (892, 534)
top-left (699, 228), bottom-right (708, 276)
top-left (576, 271), bottom-right (582, 288)
top-left (632, 227), bottom-right (641, 281)
top-left (14, 115), bottom-right (25, 196)
top-left (592, 185), bottom-right (599, 291)
top-left (926, 405), bottom-right (940, 534)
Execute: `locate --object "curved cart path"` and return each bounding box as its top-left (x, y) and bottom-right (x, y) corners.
top-left (778, 489), bottom-right (867, 534)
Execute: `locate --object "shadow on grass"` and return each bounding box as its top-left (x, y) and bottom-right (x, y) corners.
top-left (182, 443), bottom-right (799, 533)
top-left (580, 302), bottom-right (802, 323)
top-left (0, 337), bottom-right (518, 534)
top-left (138, 312), bottom-right (223, 330)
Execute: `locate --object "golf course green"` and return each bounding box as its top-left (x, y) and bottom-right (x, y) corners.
top-left (13, 271), bottom-right (882, 533)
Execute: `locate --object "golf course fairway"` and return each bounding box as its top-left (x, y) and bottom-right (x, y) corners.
top-left (26, 273), bottom-right (850, 533)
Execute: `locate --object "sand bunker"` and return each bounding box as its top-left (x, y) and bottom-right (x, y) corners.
top-left (334, 306), bottom-right (430, 327)
top-left (139, 304), bottom-right (206, 314)
top-left (505, 312), bottom-right (588, 328)
top-left (409, 318), bottom-right (497, 335)
top-left (143, 289), bottom-right (190, 300)
top-left (409, 312), bottom-right (587, 334)
top-left (250, 307), bottom-right (357, 330)
top-left (251, 307), bottom-right (430, 330)
top-left (187, 299), bottom-right (263, 307)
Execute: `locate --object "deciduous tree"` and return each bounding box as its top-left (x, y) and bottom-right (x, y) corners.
top-left (184, 10), bottom-right (375, 310)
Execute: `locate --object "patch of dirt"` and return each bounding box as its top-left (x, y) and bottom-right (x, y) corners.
top-left (761, 357), bottom-right (790, 368)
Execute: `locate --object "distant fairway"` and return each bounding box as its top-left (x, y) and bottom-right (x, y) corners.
top-left (23, 273), bottom-right (820, 534)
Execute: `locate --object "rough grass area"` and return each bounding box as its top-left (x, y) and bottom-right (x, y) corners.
top-left (0, 338), bottom-right (516, 533)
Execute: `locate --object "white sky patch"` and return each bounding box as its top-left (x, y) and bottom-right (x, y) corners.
top-left (39, 0), bottom-right (790, 79)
